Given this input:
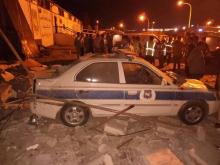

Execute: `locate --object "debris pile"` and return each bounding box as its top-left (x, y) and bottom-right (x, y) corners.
top-left (1, 114), bottom-right (220, 165)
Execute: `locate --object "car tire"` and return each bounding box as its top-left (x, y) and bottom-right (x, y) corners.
top-left (178, 100), bottom-right (208, 125)
top-left (60, 102), bottom-right (90, 127)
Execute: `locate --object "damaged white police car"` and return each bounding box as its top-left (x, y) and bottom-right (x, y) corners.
top-left (31, 55), bottom-right (220, 127)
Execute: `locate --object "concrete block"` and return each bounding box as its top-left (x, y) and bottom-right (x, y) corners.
top-left (31, 154), bottom-right (52, 165)
top-left (145, 148), bottom-right (184, 165)
top-left (156, 123), bottom-right (176, 135)
top-left (104, 154), bottom-right (114, 165)
top-left (104, 119), bottom-right (128, 135)
top-left (157, 116), bottom-right (181, 126)
top-left (196, 126), bottom-right (206, 142)
top-left (92, 134), bottom-right (109, 145)
top-left (0, 83), bottom-right (12, 103)
top-left (188, 148), bottom-right (208, 165)
top-left (98, 144), bottom-right (109, 153)
top-left (46, 137), bottom-right (57, 148)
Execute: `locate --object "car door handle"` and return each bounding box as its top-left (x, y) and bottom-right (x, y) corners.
top-left (78, 90), bottom-right (89, 94)
top-left (127, 91), bottom-right (138, 95)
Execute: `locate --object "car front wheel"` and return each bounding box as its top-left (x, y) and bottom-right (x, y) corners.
top-left (178, 101), bottom-right (208, 125)
top-left (60, 103), bottom-right (90, 127)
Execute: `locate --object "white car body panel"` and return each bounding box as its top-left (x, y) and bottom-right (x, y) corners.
top-left (32, 57), bottom-right (220, 120)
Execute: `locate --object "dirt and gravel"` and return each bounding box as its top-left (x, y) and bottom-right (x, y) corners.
top-left (0, 110), bottom-right (220, 165)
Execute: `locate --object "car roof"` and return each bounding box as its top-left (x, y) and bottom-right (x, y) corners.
top-left (78, 53), bottom-right (173, 85)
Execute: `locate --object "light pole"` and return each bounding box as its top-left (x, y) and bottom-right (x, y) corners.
top-left (138, 13), bottom-right (150, 29)
top-left (206, 20), bottom-right (214, 26)
top-left (152, 21), bottom-right (155, 29)
top-left (178, 1), bottom-right (192, 28)
top-left (96, 20), bottom-right (99, 31)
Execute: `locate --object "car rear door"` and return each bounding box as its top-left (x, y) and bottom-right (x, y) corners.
top-left (74, 61), bottom-right (126, 116)
top-left (119, 61), bottom-right (173, 116)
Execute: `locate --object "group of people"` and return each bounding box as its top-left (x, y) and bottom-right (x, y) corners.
top-left (172, 34), bottom-right (209, 79)
top-left (120, 33), bottom-right (210, 79)
top-left (74, 32), bottom-right (113, 58)
top-left (74, 31), bottom-right (211, 79)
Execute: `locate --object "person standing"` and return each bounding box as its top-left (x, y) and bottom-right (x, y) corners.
top-left (172, 36), bottom-right (183, 71)
top-left (100, 34), bottom-right (105, 54)
top-left (187, 38), bottom-right (205, 79)
top-left (215, 73), bottom-right (220, 129)
top-left (88, 34), bottom-right (94, 53)
top-left (74, 32), bottom-right (81, 59)
top-left (185, 36), bottom-right (195, 75)
top-left (83, 34), bottom-right (90, 54)
top-left (145, 36), bottom-right (156, 64)
top-left (79, 33), bottom-right (85, 56)
top-left (199, 37), bottom-right (210, 57)
top-left (94, 34), bottom-right (101, 53)
top-left (106, 33), bottom-right (113, 53)
top-left (165, 37), bottom-right (173, 65)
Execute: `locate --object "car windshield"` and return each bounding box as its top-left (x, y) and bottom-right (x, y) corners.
top-left (165, 71), bottom-right (186, 85)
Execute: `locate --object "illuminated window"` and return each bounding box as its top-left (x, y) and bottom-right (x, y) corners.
top-left (76, 62), bottom-right (119, 83)
top-left (122, 63), bottom-right (162, 85)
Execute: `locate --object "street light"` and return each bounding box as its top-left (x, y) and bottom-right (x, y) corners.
top-left (152, 21), bottom-right (155, 29)
top-left (138, 13), bottom-right (150, 29)
top-left (178, 1), bottom-right (192, 28)
top-left (206, 20), bottom-right (213, 26)
top-left (96, 19), bottom-right (100, 31)
top-left (119, 22), bottom-right (124, 28)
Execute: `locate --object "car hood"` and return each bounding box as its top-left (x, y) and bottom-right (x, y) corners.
top-left (180, 79), bottom-right (208, 90)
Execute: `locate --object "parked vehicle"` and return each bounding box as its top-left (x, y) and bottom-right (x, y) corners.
top-left (32, 54), bottom-right (220, 127)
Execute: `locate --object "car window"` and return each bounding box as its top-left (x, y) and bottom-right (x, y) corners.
top-left (76, 62), bottom-right (119, 83)
top-left (122, 62), bottom-right (162, 85)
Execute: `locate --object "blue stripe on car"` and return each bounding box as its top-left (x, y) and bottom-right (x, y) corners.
top-left (37, 90), bottom-right (217, 101)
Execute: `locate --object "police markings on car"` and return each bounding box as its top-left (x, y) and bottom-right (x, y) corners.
top-left (32, 54), bottom-right (220, 127)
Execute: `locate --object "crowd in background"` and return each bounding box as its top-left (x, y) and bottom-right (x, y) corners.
top-left (74, 31), bottom-right (211, 79)
top-left (118, 33), bottom-right (210, 79)
top-left (74, 32), bottom-right (113, 59)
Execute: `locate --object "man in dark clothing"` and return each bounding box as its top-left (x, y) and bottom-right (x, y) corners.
top-left (199, 37), bottom-right (210, 57)
top-left (106, 33), bottom-right (113, 53)
top-left (84, 34), bottom-right (90, 54)
top-left (74, 32), bottom-right (81, 59)
top-left (172, 36), bottom-right (183, 71)
top-left (185, 37), bottom-right (195, 76)
top-left (88, 34), bottom-right (94, 53)
top-left (187, 41), bottom-right (205, 79)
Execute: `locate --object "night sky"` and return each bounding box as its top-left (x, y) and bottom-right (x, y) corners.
top-left (55, 0), bottom-right (220, 29)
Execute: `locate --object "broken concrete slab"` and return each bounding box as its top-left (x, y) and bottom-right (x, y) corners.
top-left (188, 148), bottom-right (208, 165)
top-left (196, 126), bottom-right (206, 142)
top-left (31, 154), bottom-right (53, 165)
top-left (156, 123), bottom-right (176, 135)
top-left (92, 134), bottom-right (109, 145)
top-left (1, 70), bottom-right (15, 82)
top-left (145, 148), bottom-right (184, 165)
top-left (104, 119), bottom-right (128, 136)
top-left (157, 116), bottom-right (182, 126)
top-left (0, 83), bottom-right (12, 103)
top-left (46, 137), bottom-right (57, 148)
top-left (104, 154), bottom-right (114, 165)
top-left (98, 144), bottom-right (109, 153)
top-left (26, 144), bottom-right (39, 151)
top-left (23, 59), bottom-right (43, 68)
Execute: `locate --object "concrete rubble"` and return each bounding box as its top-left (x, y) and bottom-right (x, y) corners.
top-left (104, 119), bottom-right (128, 135)
top-left (0, 111), bottom-right (220, 165)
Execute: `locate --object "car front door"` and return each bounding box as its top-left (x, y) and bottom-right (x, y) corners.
top-left (119, 62), bottom-right (173, 116)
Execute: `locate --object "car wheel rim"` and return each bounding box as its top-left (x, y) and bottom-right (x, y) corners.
top-left (185, 106), bottom-right (203, 123)
top-left (64, 106), bottom-right (85, 125)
